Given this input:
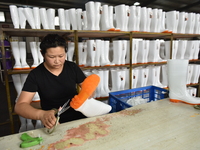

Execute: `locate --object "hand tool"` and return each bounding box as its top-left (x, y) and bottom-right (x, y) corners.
top-left (47, 99), bottom-right (70, 134)
top-left (20, 133), bottom-right (43, 148)
top-left (194, 105), bottom-right (200, 110)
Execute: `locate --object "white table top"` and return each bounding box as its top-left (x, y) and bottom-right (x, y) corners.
top-left (1, 98), bottom-right (200, 150)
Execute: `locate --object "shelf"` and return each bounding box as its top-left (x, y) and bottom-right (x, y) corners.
top-left (1, 27), bottom-right (200, 135)
top-left (189, 59), bottom-right (200, 63)
top-left (77, 62), bottom-right (168, 70)
top-left (187, 83), bottom-right (200, 87)
top-left (70, 30), bottom-right (172, 39)
top-left (6, 62), bottom-right (167, 73)
top-left (1, 28), bottom-right (200, 39)
top-left (72, 31), bottom-right (172, 39)
top-left (0, 28), bottom-right (173, 39)
top-left (96, 97), bottom-right (109, 101)
top-left (1, 28), bottom-right (74, 38)
top-left (81, 64), bottom-right (130, 70)
top-left (172, 33), bottom-right (200, 39)
top-left (1, 28), bottom-right (131, 39)
top-left (0, 46), bottom-right (10, 48)
top-left (130, 61), bottom-right (167, 67)
top-left (8, 69), bottom-right (32, 75)
top-left (131, 31), bottom-right (172, 39)
top-left (72, 30), bottom-right (130, 38)
top-left (5, 61), bottom-right (176, 73)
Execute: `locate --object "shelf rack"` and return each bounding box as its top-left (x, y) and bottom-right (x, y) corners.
top-left (0, 28), bottom-right (200, 134)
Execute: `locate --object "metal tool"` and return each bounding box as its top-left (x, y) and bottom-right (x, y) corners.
top-left (47, 99), bottom-right (71, 134)
top-left (20, 133), bottom-right (43, 148)
top-left (194, 105), bottom-right (200, 110)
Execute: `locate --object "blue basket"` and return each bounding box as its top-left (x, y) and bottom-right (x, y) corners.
top-left (109, 85), bottom-right (169, 113)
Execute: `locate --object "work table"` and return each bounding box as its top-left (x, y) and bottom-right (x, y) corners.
top-left (0, 98), bottom-right (200, 150)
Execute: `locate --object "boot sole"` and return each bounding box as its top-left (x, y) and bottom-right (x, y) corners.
top-left (170, 99), bottom-right (200, 105)
top-left (22, 67), bottom-right (31, 70)
top-left (13, 68), bottom-right (23, 70)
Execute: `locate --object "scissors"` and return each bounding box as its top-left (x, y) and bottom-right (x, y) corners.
top-left (47, 99), bottom-right (70, 134)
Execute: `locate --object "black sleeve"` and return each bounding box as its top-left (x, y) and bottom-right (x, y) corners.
top-left (69, 61), bottom-right (86, 84)
top-left (22, 71), bottom-right (38, 92)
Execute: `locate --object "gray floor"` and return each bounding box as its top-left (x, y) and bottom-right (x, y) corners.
top-left (0, 75), bottom-right (20, 137)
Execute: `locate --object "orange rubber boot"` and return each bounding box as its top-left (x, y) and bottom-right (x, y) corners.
top-left (70, 74), bottom-right (100, 109)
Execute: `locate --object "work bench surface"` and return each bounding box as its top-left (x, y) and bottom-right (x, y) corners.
top-left (0, 98), bottom-right (200, 150)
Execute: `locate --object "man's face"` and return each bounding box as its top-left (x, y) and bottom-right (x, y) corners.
top-left (44, 46), bottom-right (66, 69)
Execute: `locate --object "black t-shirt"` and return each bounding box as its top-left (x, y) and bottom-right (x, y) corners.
top-left (22, 60), bottom-right (87, 123)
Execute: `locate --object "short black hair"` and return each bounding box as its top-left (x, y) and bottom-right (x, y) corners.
top-left (40, 34), bottom-right (67, 55)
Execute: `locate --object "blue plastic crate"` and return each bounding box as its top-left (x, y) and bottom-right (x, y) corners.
top-left (109, 85), bottom-right (169, 113)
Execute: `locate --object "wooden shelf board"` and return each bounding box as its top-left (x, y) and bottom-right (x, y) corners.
top-left (132, 31), bottom-right (172, 39)
top-left (71, 30), bottom-right (130, 38)
top-left (189, 59), bottom-right (200, 63)
top-left (1, 28), bottom-right (74, 37)
top-left (71, 30), bottom-right (172, 39)
top-left (2, 28), bottom-right (200, 39)
top-left (80, 62), bottom-right (167, 70)
top-left (172, 33), bottom-right (200, 39)
top-left (188, 83), bottom-right (200, 87)
top-left (130, 61), bottom-right (167, 67)
top-left (8, 69), bottom-right (32, 75)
